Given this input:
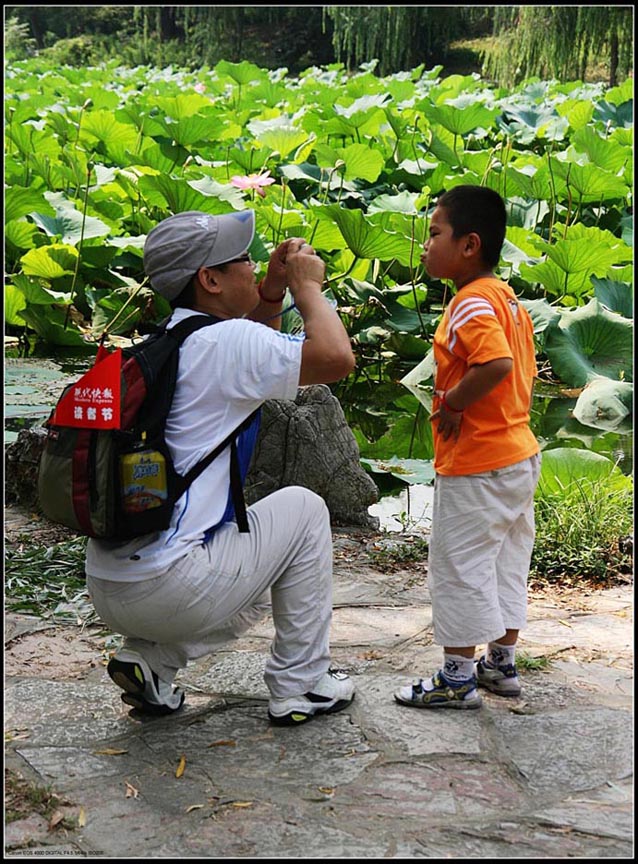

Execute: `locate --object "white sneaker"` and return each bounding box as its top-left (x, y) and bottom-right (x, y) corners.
top-left (268, 669), bottom-right (355, 726)
top-left (108, 649), bottom-right (185, 715)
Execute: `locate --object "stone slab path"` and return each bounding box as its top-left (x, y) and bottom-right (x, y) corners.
top-left (4, 515), bottom-right (634, 859)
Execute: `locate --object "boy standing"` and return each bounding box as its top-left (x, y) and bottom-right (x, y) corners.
top-left (395, 185), bottom-right (541, 710)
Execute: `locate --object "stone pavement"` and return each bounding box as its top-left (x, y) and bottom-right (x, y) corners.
top-left (4, 527), bottom-right (634, 859)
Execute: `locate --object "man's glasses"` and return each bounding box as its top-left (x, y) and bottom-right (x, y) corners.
top-left (223, 254), bottom-right (255, 267)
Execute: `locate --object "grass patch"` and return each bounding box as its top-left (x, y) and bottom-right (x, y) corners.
top-left (4, 768), bottom-right (75, 828)
top-left (516, 652), bottom-right (552, 672)
top-left (530, 480), bottom-right (633, 590)
top-left (368, 535), bottom-right (429, 567)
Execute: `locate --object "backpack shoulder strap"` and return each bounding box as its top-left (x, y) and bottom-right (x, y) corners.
top-left (164, 314), bottom-right (222, 344)
top-left (164, 312), bottom-right (257, 533)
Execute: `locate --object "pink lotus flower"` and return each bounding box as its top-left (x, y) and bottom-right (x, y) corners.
top-left (194, 82), bottom-right (206, 94)
top-left (231, 170), bottom-right (276, 198)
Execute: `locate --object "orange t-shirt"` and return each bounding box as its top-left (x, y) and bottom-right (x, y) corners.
top-left (432, 277), bottom-right (539, 475)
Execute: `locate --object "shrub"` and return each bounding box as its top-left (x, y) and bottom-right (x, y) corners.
top-left (39, 35), bottom-right (97, 66)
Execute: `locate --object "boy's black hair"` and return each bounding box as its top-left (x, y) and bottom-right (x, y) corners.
top-left (436, 185), bottom-right (506, 269)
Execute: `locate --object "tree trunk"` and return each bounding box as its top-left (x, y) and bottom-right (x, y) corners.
top-left (609, 31), bottom-right (619, 87)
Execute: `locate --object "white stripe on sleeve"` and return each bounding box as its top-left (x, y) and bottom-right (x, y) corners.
top-left (446, 297), bottom-right (495, 351)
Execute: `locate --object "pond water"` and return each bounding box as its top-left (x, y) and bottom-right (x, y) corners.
top-left (369, 483), bottom-right (434, 533)
top-left (5, 353), bottom-right (633, 533)
top-left (5, 355), bottom-right (92, 444)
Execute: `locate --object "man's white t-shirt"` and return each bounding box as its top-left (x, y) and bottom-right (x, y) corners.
top-left (85, 309), bottom-right (303, 581)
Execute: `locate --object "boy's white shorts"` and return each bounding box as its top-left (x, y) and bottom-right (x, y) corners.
top-left (428, 453), bottom-right (541, 647)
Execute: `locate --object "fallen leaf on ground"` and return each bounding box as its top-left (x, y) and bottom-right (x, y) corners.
top-left (78, 807), bottom-right (86, 827)
top-left (231, 801), bottom-right (253, 808)
top-left (125, 781), bottom-right (139, 798)
top-left (509, 703), bottom-right (536, 715)
top-left (248, 730), bottom-right (274, 741)
top-left (176, 754), bottom-right (186, 778)
top-left (93, 748), bottom-right (128, 755)
top-left (186, 804), bottom-right (205, 813)
top-left (358, 650), bottom-right (383, 660)
top-left (207, 739), bottom-right (236, 748)
top-left (5, 729), bottom-right (30, 741)
top-left (48, 810), bottom-right (65, 830)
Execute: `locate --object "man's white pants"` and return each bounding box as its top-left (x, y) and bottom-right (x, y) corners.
top-left (86, 486), bottom-right (334, 699)
top-left (428, 453), bottom-right (541, 647)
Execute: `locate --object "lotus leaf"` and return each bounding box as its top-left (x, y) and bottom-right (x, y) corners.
top-left (520, 298), bottom-right (561, 334)
top-left (336, 143), bottom-right (385, 183)
top-left (31, 198), bottom-right (111, 245)
top-left (215, 60), bottom-right (268, 86)
top-left (79, 110), bottom-right (139, 151)
top-left (153, 93), bottom-right (214, 121)
top-left (5, 284), bottom-right (27, 326)
top-left (5, 186), bottom-right (56, 222)
top-left (550, 159), bottom-right (630, 201)
top-left (321, 205), bottom-right (414, 264)
top-left (17, 305), bottom-right (94, 350)
top-left (536, 447), bottom-right (632, 499)
top-left (362, 456), bottom-right (436, 485)
top-left (542, 299), bottom-right (633, 387)
top-left (591, 277), bottom-right (633, 319)
top-left (570, 126), bottom-right (631, 173)
top-left (248, 124), bottom-right (310, 160)
top-left (572, 377), bottom-right (633, 432)
top-left (5, 219), bottom-right (42, 255)
top-left (20, 244), bottom-right (78, 280)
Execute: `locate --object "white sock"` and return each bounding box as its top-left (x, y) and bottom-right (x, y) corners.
top-left (487, 641), bottom-right (516, 668)
top-left (442, 653), bottom-right (476, 683)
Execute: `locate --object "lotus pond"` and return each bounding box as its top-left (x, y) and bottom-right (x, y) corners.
top-left (5, 345), bottom-right (632, 535)
top-left (4, 58), bottom-right (633, 533)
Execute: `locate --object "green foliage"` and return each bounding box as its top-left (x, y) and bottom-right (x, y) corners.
top-left (483, 6), bottom-right (633, 87)
top-left (5, 538), bottom-right (93, 621)
top-left (6, 6), bottom-right (631, 83)
top-left (38, 35), bottom-right (97, 66)
top-left (3, 15), bottom-right (36, 61)
top-left (367, 535), bottom-right (430, 565)
top-left (5, 770), bottom-right (75, 828)
top-left (4, 6), bottom-right (334, 73)
top-left (532, 486), bottom-right (633, 585)
top-left (516, 653), bottom-right (552, 672)
top-left (325, 6), bottom-right (462, 75)
top-left (531, 453), bottom-right (633, 585)
top-left (4, 58), bottom-right (633, 496)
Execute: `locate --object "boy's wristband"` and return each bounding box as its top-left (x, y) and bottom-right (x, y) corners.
top-left (441, 392), bottom-right (463, 413)
top-left (257, 279), bottom-right (286, 304)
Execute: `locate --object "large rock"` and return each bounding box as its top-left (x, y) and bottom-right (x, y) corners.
top-left (5, 385), bottom-right (379, 530)
top-left (245, 385), bottom-right (379, 528)
top-left (5, 424), bottom-right (47, 510)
